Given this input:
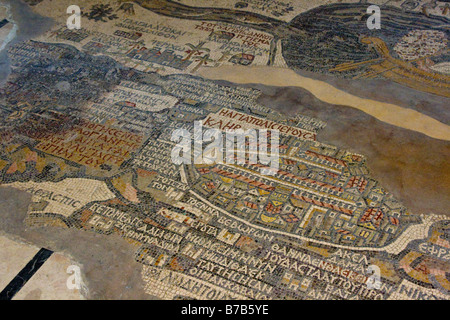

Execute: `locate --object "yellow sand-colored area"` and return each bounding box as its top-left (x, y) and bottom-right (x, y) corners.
top-left (199, 65), bottom-right (450, 141)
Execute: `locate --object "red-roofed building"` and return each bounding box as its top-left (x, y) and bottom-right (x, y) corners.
top-left (359, 208), bottom-right (384, 230)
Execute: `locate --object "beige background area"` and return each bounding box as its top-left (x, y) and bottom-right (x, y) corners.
top-left (0, 234), bottom-right (84, 300)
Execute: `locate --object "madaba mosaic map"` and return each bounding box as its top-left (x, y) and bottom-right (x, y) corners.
top-left (0, 0), bottom-right (448, 303)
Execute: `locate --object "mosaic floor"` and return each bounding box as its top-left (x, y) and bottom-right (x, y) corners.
top-left (0, 0), bottom-right (449, 300)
